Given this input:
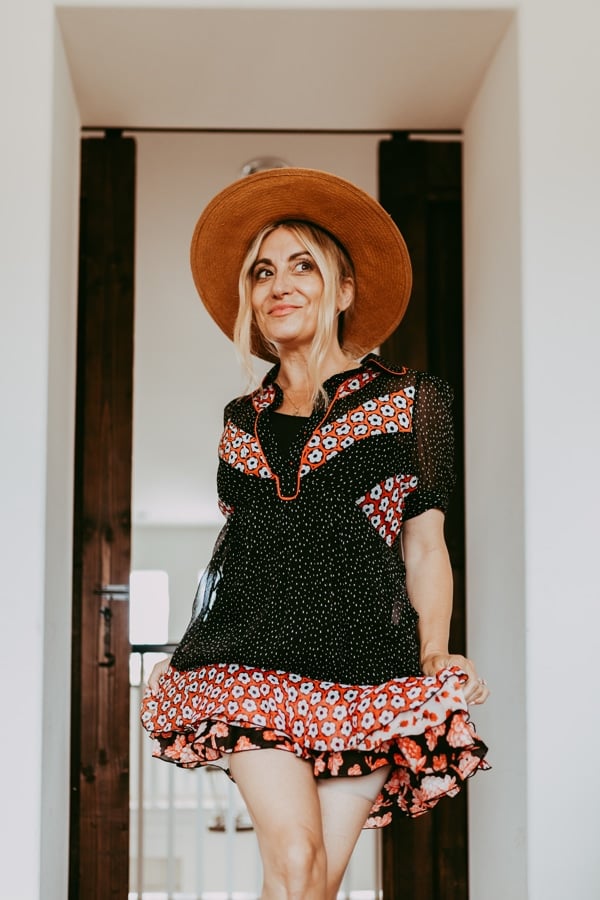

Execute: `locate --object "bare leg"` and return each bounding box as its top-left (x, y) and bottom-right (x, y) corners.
top-left (317, 766), bottom-right (391, 900)
top-left (229, 749), bottom-right (327, 900)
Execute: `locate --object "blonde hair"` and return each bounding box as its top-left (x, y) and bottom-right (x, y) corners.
top-left (234, 220), bottom-right (356, 407)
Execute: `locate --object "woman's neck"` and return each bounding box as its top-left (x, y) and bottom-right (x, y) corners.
top-left (274, 345), bottom-right (361, 416)
top-left (276, 346), bottom-right (360, 393)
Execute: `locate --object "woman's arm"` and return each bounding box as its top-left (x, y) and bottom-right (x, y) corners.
top-left (402, 508), bottom-right (489, 706)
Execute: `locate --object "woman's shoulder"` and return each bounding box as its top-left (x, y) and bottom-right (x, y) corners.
top-left (222, 381), bottom-right (276, 424)
top-left (363, 353), bottom-right (453, 398)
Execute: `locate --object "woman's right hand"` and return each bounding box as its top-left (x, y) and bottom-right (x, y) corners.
top-left (147, 656), bottom-right (172, 694)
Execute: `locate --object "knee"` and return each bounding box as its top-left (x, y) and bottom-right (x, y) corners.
top-left (266, 829), bottom-right (326, 894)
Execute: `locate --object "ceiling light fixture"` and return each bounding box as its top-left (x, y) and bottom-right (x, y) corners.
top-left (240, 156), bottom-right (291, 177)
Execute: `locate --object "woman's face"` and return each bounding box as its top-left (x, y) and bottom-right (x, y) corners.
top-left (250, 227), bottom-right (326, 352)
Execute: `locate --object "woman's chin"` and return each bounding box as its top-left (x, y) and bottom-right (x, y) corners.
top-left (260, 330), bottom-right (314, 353)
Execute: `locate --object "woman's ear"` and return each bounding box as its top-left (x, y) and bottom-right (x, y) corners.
top-left (337, 278), bottom-right (355, 313)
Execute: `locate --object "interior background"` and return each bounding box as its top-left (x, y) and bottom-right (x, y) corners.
top-left (2, 3), bottom-right (599, 899)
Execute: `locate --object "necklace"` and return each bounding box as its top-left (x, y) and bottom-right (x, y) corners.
top-left (283, 388), bottom-right (311, 416)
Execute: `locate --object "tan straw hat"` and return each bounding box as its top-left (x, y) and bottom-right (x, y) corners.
top-left (190, 167), bottom-right (412, 360)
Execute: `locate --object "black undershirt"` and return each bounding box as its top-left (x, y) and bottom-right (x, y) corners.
top-left (269, 410), bottom-right (310, 458)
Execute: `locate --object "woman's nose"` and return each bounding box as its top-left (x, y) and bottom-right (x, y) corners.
top-left (272, 268), bottom-right (291, 296)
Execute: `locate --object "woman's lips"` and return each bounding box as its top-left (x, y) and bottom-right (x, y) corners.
top-left (268, 304), bottom-right (299, 317)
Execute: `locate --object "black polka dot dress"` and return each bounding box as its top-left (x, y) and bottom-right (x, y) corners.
top-left (141, 354), bottom-right (489, 825)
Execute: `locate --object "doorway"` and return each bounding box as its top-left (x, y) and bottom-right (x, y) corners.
top-left (70, 128), bottom-right (467, 898)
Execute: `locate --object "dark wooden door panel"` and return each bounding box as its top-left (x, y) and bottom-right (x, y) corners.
top-left (379, 134), bottom-right (467, 900)
top-left (70, 134), bottom-right (136, 899)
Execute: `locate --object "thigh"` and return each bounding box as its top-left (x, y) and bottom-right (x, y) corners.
top-left (229, 748), bottom-right (324, 850)
top-left (317, 766), bottom-right (391, 900)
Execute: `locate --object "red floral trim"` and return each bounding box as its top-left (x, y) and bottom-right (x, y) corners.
top-left (219, 420), bottom-right (274, 479)
top-left (357, 474), bottom-right (419, 547)
top-left (141, 664), bottom-right (489, 827)
top-left (299, 389), bottom-right (415, 476)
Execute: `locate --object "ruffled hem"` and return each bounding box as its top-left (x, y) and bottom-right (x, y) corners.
top-left (140, 662), bottom-right (489, 827)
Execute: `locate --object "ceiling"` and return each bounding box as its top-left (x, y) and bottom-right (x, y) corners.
top-left (58, 7), bottom-right (512, 131)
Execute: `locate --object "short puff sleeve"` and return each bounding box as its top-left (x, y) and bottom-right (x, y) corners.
top-left (403, 373), bottom-right (456, 520)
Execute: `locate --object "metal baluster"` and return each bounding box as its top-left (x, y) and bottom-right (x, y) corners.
top-left (341, 849), bottom-right (351, 899)
top-left (136, 655), bottom-right (145, 899)
top-left (375, 828), bottom-right (382, 900)
top-left (224, 778), bottom-right (236, 899)
top-left (195, 770), bottom-right (205, 899)
top-left (254, 822), bottom-right (262, 900)
top-left (167, 762), bottom-right (176, 897)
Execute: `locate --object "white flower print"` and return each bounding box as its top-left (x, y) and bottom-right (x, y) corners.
top-left (390, 695), bottom-right (406, 709)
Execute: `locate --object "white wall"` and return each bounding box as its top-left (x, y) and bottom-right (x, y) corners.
top-left (463, 18), bottom-right (526, 899)
top-left (0, 3), bottom-right (66, 899)
top-left (519, 1), bottom-right (600, 896)
top-left (132, 525), bottom-right (219, 639)
top-left (39, 22), bottom-right (81, 897)
top-left (464, 3), bottom-right (600, 897)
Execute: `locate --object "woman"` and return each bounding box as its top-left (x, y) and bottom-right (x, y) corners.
top-left (141, 168), bottom-right (489, 900)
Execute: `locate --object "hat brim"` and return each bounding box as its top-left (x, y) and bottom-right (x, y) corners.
top-left (190, 167), bottom-right (412, 362)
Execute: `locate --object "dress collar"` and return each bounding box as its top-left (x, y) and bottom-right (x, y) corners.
top-left (260, 352), bottom-right (406, 390)
top-left (252, 353), bottom-right (407, 413)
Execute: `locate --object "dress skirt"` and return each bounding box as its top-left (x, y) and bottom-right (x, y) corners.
top-left (140, 661), bottom-right (489, 828)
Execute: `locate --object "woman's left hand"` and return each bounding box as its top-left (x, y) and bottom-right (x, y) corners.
top-left (421, 652), bottom-right (490, 705)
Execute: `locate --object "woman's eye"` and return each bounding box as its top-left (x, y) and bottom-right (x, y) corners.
top-left (253, 266), bottom-right (273, 281)
top-left (294, 259), bottom-right (314, 273)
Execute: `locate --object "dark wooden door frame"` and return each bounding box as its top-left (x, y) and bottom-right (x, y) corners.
top-left (70, 132), bottom-right (136, 899)
top-left (380, 133), bottom-right (468, 900)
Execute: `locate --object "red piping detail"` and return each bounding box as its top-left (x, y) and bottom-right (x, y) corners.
top-left (252, 362), bottom-right (404, 502)
top-left (369, 359), bottom-right (408, 377)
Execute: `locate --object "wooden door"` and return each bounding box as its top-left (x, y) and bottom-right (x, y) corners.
top-left (69, 133), bottom-right (136, 899)
top-left (379, 134), bottom-right (469, 900)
